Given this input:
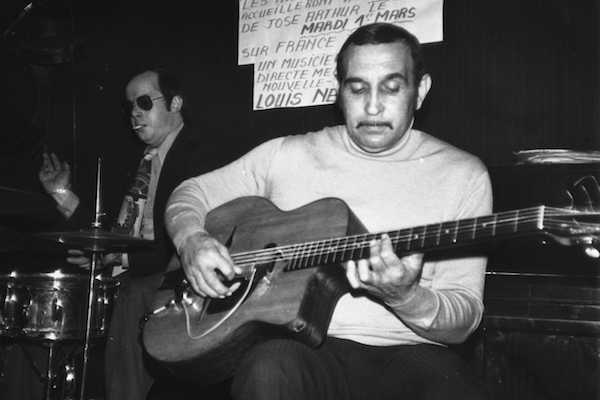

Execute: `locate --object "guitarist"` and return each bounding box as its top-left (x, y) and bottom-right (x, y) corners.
top-left (166, 23), bottom-right (494, 400)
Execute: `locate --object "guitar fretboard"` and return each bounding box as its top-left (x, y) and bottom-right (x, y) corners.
top-left (228, 206), bottom-right (586, 272)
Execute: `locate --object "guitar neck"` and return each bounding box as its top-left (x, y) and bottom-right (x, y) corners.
top-left (230, 206), bottom-right (564, 272)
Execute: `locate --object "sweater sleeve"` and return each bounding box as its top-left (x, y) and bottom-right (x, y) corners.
top-left (388, 169), bottom-right (493, 344)
top-left (166, 138), bottom-right (285, 252)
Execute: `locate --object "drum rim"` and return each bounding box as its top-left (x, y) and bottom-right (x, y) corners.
top-left (0, 272), bottom-right (118, 283)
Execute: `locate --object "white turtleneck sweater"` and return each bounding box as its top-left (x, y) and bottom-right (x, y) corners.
top-left (165, 126), bottom-right (493, 347)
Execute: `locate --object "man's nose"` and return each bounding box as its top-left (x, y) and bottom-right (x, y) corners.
top-left (365, 90), bottom-right (383, 115)
top-left (131, 103), bottom-right (143, 117)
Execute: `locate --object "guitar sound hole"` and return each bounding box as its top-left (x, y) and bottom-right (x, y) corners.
top-left (206, 278), bottom-right (250, 314)
top-left (205, 260), bottom-right (275, 315)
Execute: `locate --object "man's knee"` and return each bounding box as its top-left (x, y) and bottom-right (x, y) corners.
top-left (237, 340), bottom-right (299, 378)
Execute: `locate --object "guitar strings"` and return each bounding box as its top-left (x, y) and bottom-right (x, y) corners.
top-left (229, 207), bottom-right (546, 267)
top-left (228, 208), bottom-right (581, 267)
top-left (227, 206), bottom-right (598, 270)
top-left (183, 267), bottom-right (259, 340)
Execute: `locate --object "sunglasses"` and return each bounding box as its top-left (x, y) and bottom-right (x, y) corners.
top-left (122, 95), bottom-right (164, 115)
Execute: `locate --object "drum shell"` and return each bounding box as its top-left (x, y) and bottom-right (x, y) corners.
top-left (0, 273), bottom-right (119, 340)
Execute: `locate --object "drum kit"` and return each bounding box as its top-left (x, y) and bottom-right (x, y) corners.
top-left (0, 160), bottom-right (156, 399)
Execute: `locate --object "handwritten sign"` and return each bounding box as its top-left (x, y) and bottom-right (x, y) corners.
top-left (239, 0), bottom-right (444, 110)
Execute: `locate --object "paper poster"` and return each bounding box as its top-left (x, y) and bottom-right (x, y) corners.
top-left (239, 0), bottom-right (444, 110)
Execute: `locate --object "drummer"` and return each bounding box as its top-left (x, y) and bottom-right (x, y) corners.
top-left (37, 69), bottom-right (229, 399)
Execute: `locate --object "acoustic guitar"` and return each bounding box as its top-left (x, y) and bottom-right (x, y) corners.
top-left (142, 196), bottom-right (599, 385)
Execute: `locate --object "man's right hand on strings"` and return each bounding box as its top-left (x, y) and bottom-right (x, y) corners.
top-left (179, 232), bottom-right (242, 298)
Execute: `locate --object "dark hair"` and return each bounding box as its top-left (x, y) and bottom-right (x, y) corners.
top-left (336, 23), bottom-right (426, 85)
top-left (135, 68), bottom-right (182, 111)
top-left (128, 68), bottom-right (191, 125)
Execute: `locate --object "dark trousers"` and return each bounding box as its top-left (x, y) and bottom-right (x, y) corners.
top-left (232, 337), bottom-right (494, 400)
top-left (104, 272), bottom-right (163, 400)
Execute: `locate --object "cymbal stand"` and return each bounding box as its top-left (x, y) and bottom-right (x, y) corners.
top-left (80, 158), bottom-right (105, 400)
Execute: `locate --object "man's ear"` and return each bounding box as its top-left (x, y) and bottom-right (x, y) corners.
top-left (170, 95), bottom-right (183, 112)
top-left (415, 74), bottom-right (432, 111)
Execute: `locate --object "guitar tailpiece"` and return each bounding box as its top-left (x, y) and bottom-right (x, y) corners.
top-left (173, 279), bottom-right (194, 303)
top-left (182, 290), bottom-right (194, 304)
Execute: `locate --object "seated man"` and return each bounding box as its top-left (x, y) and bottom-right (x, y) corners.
top-left (163, 23), bottom-right (493, 400)
top-left (38, 68), bottom-right (227, 399)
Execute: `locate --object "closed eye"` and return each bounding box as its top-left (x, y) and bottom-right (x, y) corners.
top-left (348, 82), bottom-right (367, 94)
top-left (382, 81), bottom-right (401, 92)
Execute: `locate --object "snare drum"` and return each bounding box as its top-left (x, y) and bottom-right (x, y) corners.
top-left (0, 272), bottom-right (119, 340)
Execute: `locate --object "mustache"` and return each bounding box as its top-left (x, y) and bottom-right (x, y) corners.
top-left (356, 121), bottom-right (393, 129)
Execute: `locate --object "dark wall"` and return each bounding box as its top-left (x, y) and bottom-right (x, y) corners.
top-left (1, 0), bottom-right (598, 208)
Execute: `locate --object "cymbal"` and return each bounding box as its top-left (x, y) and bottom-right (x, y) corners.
top-left (34, 228), bottom-right (157, 252)
top-left (0, 187), bottom-right (55, 216)
top-left (0, 226), bottom-right (25, 253)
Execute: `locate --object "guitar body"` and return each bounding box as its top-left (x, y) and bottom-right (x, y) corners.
top-left (142, 197), bottom-right (367, 385)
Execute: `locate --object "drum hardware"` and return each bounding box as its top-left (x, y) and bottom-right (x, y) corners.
top-left (32, 158), bottom-right (156, 399)
top-left (13, 338), bottom-right (83, 400)
top-left (34, 228), bottom-right (158, 253)
top-left (61, 362), bottom-right (77, 400)
top-left (0, 272), bottom-right (118, 340)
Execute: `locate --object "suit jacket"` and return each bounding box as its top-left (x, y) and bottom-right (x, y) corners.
top-left (64, 125), bottom-right (227, 278)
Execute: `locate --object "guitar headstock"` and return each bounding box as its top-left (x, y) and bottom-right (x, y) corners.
top-left (543, 207), bottom-right (600, 258)
top-left (566, 175), bottom-right (600, 212)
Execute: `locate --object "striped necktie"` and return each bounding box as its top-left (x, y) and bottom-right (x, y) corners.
top-left (114, 147), bottom-right (157, 236)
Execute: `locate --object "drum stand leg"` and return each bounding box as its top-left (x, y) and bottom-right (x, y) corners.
top-left (44, 343), bottom-right (55, 400)
top-left (45, 342), bottom-right (78, 400)
top-left (17, 340), bottom-right (79, 400)
top-left (79, 252), bottom-right (100, 400)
